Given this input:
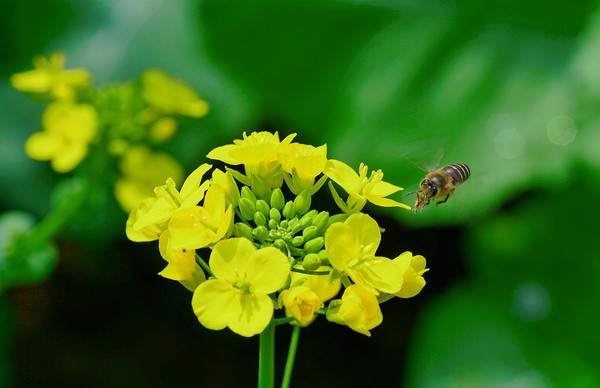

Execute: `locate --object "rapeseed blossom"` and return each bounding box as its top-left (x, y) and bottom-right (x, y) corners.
top-left (325, 212), bottom-right (404, 295)
top-left (192, 238), bottom-right (290, 337)
top-left (24, 101), bottom-right (98, 173)
top-left (325, 159), bottom-right (411, 213)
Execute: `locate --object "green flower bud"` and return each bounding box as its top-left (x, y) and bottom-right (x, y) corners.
top-left (280, 220), bottom-right (289, 229)
top-left (302, 225), bottom-right (319, 241)
top-left (270, 188), bottom-right (285, 211)
top-left (255, 199), bottom-right (270, 218)
top-left (254, 212), bottom-right (267, 226)
top-left (289, 218), bottom-right (302, 234)
top-left (282, 201), bottom-right (296, 219)
top-left (252, 225), bottom-right (269, 241)
top-left (302, 253), bottom-right (322, 271)
top-left (294, 190), bottom-right (311, 215)
top-left (292, 235), bottom-right (304, 247)
top-left (238, 198), bottom-right (256, 220)
top-left (241, 186), bottom-right (257, 203)
top-left (269, 208), bottom-right (281, 222)
top-left (268, 219), bottom-right (278, 230)
top-left (233, 222), bottom-right (253, 241)
top-left (317, 249), bottom-right (329, 266)
top-left (312, 211), bottom-right (330, 234)
top-left (274, 238), bottom-right (287, 251)
top-left (299, 210), bottom-right (317, 229)
top-left (304, 237), bottom-right (324, 253)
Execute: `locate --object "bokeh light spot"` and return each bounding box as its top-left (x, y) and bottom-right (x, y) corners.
top-left (512, 282), bottom-right (551, 322)
top-left (546, 115), bottom-right (577, 145)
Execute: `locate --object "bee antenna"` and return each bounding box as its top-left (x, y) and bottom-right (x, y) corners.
top-left (404, 190), bottom-right (419, 197)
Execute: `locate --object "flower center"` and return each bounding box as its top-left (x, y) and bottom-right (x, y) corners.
top-left (233, 281), bottom-right (253, 294)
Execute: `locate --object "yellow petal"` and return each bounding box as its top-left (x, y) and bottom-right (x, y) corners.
top-left (324, 159), bottom-right (361, 195)
top-left (125, 198), bottom-right (166, 242)
top-left (180, 163), bottom-right (212, 200)
top-left (392, 252), bottom-right (428, 298)
top-left (369, 180), bottom-right (403, 197)
top-left (192, 279), bottom-right (237, 331)
top-left (51, 141), bottom-right (88, 173)
top-left (349, 256), bottom-right (404, 295)
top-left (244, 247), bottom-right (290, 294)
top-left (24, 132), bottom-right (59, 160)
top-left (209, 238), bottom-right (257, 281)
top-left (283, 286), bottom-right (322, 326)
top-left (168, 207), bottom-right (216, 250)
top-left (324, 222), bottom-right (357, 271)
top-left (367, 196), bottom-right (412, 209)
top-left (228, 293), bottom-right (274, 337)
top-left (206, 144), bottom-right (240, 165)
top-left (158, 231), bottom-right (204, 286)
top-left (10, 69), bottom-right (54, 93)
top-left (290, 265), bottom-right (341, 302)
top-left (338, 284), bottom-right (382, 337)
top-left (344, 213), bottom-right (381, 256)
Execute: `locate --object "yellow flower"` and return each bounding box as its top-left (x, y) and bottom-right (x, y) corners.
top-left (392, 251), bottom-right (428, 298)
top-left (325, 159), bottom-right (411, 213)
top-left (283, 286), bottom-right (322, 327)
top-left (191, 238), bottom-right (290, 337)
top-left (10, 52), bottom-right (91, 100)
top-left (290, 265), bottom-right (341, 302)
top-left (158, 230), bottom-right (206, 291)
top-left (141, 69), bottom-right (209, 117)
top-left (327, 284), bottom-right (382, 337)
top-left (24, 101), bottom-right (97, 172)
top-left (168, 184), bottom-right (234, 250)
top-left (114, 146), bottom-right (184, 212)
top-left (278, 143), bottom-right (328, 194)
top-left (125, 164), bottom-right (212, 242)
top-left (325, 213), bottom-right (404, 295)
top-left (207, 131), bottom-right (296, 188)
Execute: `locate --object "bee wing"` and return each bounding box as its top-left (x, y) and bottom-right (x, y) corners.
top-left (397, 140), bottom-right (447, 172)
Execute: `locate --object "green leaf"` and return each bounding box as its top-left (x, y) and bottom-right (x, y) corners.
top-left (0, 211), bottom-right (58, 291)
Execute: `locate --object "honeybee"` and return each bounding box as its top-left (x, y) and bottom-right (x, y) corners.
top-left (405, 163), bottom-right (470, 213)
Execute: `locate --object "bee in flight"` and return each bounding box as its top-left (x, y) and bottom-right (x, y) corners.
top-left (405, 163), bottom-right (470, 213)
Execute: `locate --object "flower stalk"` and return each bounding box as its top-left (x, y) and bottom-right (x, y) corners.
top-left (258, 318), bottom-right (275, 388)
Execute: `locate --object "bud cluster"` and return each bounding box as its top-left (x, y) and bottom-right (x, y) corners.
top-left (233, 187), bottom-right (329, 271)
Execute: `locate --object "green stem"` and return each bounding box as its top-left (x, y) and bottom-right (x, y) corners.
top-left (28, 177), bottom-right (92, 247)
top-left (195, 254), bottom-right (214, 277)
top-left (290, 268), bottom-right (330, 275)
top-left (258, 318), bottom-right (275, 388)
top-left (273, 317), bottom-right (295, 326)
top-left (281, 325), bottom-right (301, 388)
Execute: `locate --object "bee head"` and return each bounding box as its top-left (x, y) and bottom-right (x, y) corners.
top-left (419, 179), bottom-right (438, 197)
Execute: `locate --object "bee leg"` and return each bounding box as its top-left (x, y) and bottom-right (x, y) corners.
top-left (435, 194), bottom-right (450, 207)
top-left (421, 194), bottom-right (429, 212)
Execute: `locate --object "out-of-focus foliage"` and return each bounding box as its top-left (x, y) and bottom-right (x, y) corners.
top-left (2, 0), bottom-right (600, 386)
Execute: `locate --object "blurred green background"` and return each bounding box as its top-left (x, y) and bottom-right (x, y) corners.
top-left (2, 0), bottom-right (600, 386)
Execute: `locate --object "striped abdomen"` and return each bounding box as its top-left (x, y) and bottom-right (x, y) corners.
top-left (442, 163), bottom-right (470, 185)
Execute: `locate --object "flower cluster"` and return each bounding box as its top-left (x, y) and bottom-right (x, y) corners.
top-left (11, 52), bottom-right (208, 212)
top-left (126, 131), bottom-right (428, 337)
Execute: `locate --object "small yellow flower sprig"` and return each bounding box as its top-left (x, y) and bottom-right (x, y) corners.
top-left (11, 52), bottom-right (209, 212)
